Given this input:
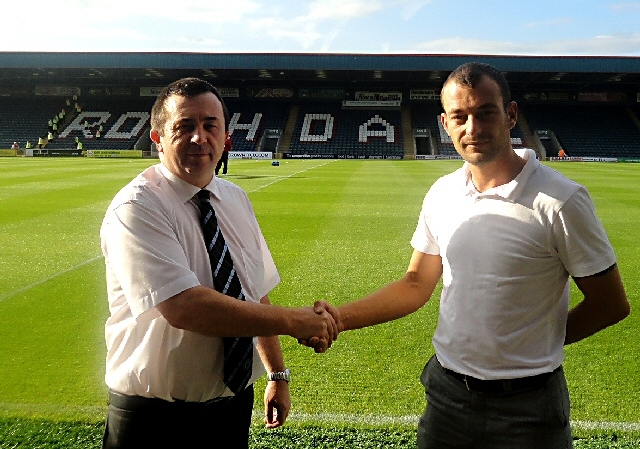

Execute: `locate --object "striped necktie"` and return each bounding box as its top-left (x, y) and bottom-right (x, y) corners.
top-left (196, 189), bottom-right (253, 394)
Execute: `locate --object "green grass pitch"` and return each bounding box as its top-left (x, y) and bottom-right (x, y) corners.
top-left (0, 157), bottom-right (638, 447)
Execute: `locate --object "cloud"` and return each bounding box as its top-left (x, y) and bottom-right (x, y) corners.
top-left (304, 0), bottom-right (384, 20)
top-left (407, 34), bottom-right (640, 56)
top-left (242, 0), bottom-right (385, 50)
top-left (396, 0), bottom-right (432, 20)
top-left (611, 2), bottom-right (640, 11)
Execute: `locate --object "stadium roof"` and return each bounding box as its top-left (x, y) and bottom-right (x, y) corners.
top-left (1, 52), bottom-right (639, 93)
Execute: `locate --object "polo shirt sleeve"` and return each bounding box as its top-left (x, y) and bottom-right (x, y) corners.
top-left (552, 186), bottom-right (617, 278)
top-left (411, 191), bottom-right (441, 256)
top-left (102, 198), bottom-right (200, 318)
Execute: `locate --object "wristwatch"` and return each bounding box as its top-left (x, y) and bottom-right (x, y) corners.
top-left (267, 368), bottom-right (291, 383)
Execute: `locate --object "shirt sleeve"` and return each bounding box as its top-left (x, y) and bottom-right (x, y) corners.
top-left (552, 186), bottom-right (617, 278)
top-left (101, 198), bottom-right (200, 318)
top-left (411, 191), bottom-right (441, 256)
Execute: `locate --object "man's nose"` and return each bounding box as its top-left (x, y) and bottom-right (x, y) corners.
top-left (466, 115), bottom-right (481, 136)
top-left (190, 125), bottom-right (207, 144)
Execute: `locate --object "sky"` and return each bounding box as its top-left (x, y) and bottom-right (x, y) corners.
top-left (4, 0), bottom-right (640, 56)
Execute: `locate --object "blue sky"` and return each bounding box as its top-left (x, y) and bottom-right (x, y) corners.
top-left (5, 0), bottom-right (640, 55)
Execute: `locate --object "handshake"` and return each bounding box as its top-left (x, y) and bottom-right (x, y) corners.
top-left (295, 301), bottom-right (342, 353)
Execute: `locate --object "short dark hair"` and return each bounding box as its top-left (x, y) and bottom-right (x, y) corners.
top-left (151, 77), bottom-right (230, 133)
top-left (441, 62), bottom-right (511, 109)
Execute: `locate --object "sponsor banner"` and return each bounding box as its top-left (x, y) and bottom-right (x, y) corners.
top-left (88, 86), bottom-right (132, 96)
top-left (140, 86), bottom-right (164, 97)
top-left (85, 150), bottom-right (143, 158)
top-left (247, 88), bottom-right (294, 98)
top-left (0, 149), bottom-right (17, 157)
top-left (228, 151), bottom-right (273, 160)
top-left (282, 153), bottom-right (336, 159)
top-left (410, 89), bottom-right (439, 100)
top-left (219, 88), bottom-right (240, 98)
top-left (536, 129), bottom-right (551, 139)
top-left (416, 155), bottom-right (463, 161)
top-left (0, 86), bottom-right (31, 96)
top-left (35, 85), bottom-right (81, 96)
top-left (31, 149), bottom-right (83, 157)
top-left (342, 100), bottom-right (401, 108)
top-left (355, 92), bottom-right (402, 101)
top-left (549, 156), bottom-right (617, 162)
top-left (282, 153), bottom-right (403, 160)
top-left (582, 157), bottom-right (618, 162)
top-left (619, 158), bottom-right (640, 163)
top-left (337, 154), bottom-right (402, 160)
top-left (298, 88), bottom-right (345, 99)
top-left (264, 129), bottom-right (281, 138)
top-left (548, 157), bottom-right (583, 162)
top-left (523, 92), bottom-right (571, 102)
top-left (578, 91), bottom-right (626, 103)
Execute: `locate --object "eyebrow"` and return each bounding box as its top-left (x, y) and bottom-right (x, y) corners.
top-left (447, 102), bottom-right (500, 115)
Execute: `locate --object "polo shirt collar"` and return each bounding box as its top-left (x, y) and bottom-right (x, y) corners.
top-left (462, 148), bottom-right (539, 201)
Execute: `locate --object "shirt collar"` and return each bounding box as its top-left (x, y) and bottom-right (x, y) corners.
top-left (158, 163), bottom-right (220, 203)
top-left (462, 148), bottom-right (539, 201)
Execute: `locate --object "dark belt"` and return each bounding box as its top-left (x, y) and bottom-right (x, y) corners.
top-left (108, 390), bottom-right (236, 411)
top-left (443, 366), bottom-right (560, 394)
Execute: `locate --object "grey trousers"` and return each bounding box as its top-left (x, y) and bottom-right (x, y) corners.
top-left (417, 355), bottom-right (573, 449)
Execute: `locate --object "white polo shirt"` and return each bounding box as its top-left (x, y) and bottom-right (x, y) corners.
top-left (411, 148), bottom-right (616, 380)
top-left (101, 163), bottom-right (280, 401)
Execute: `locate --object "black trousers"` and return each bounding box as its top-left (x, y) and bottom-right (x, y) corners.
top-left (102, 386), bottom-right (254, 449)
top-left (215, 151), bottom-right (229, 175)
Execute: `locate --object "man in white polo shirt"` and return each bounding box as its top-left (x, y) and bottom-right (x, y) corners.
top-left (306, 62), bottom-right (630, 449)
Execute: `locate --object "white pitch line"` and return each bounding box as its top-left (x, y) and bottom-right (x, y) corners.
top-left (254, 411), bottom-right (640, 431)
top-left (247, 160), bottom-right (336, 193)
top-left (2, 402), bottom-right (637, 433)
top-left (0, 255), bottom-right (102, 303)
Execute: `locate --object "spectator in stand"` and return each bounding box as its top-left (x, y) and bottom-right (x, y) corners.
top-left (215, 135), bottom-right (232, 175)
top-left (304, 62), bottom-right (630, 449)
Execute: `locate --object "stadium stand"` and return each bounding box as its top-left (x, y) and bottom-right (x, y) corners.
top-left (523, 104), bottom-right (640, 158)
top-left (287, 104), bottom-right (404, 158)
top-left (225, 100), bottom-right (290, 152)
top-left (0, 97), bottom-right (63, 149)
top-left (49, 97), bottom-right (155, 151)
top-left (1, 53), bottom-right (639, 160)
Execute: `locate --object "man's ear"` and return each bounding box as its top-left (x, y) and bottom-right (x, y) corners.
top-left (150, 129), bottom-right (162, 150)
top-left (440, 113), bottom-right (450, 135)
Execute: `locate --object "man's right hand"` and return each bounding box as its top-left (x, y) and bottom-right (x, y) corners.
top-left (297, 300), bottom-right (342, 353)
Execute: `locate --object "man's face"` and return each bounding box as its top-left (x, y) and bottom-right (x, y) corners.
top-left (151, 92), bottom-right (227, 187)
top-left (440, 76), bottom-right (517, 166)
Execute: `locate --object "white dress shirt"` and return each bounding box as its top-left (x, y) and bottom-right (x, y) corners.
top-left (101, 163), bottom-right (280, 401)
